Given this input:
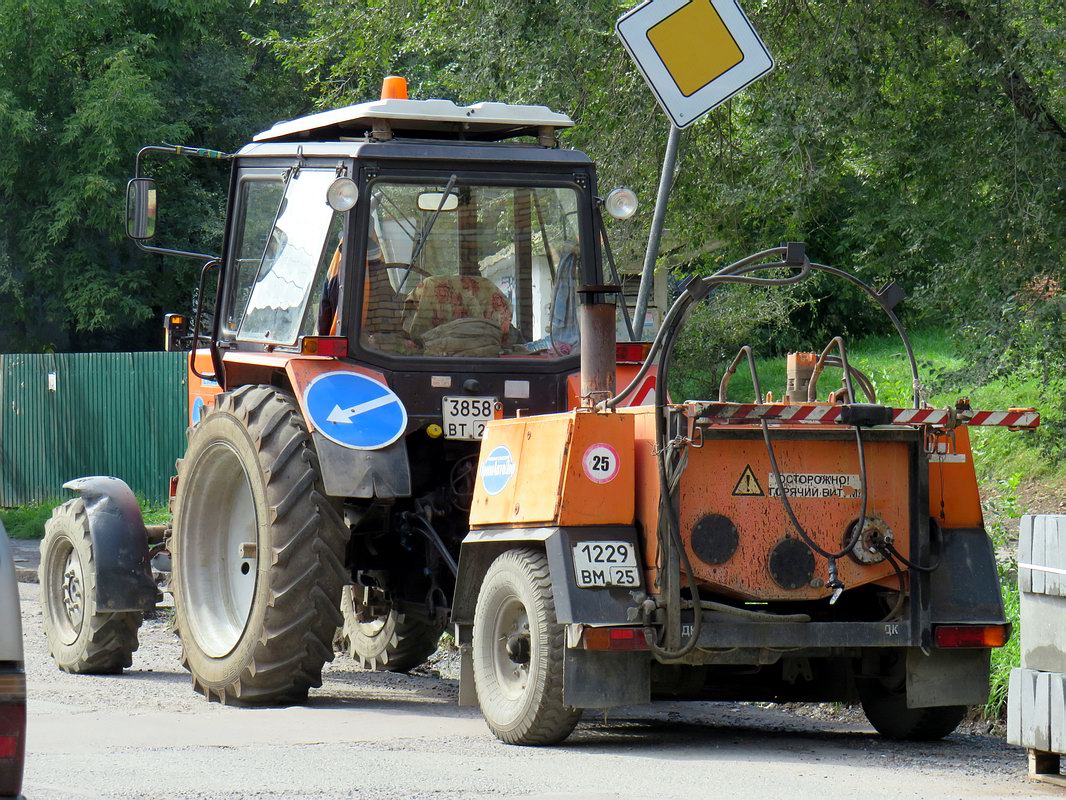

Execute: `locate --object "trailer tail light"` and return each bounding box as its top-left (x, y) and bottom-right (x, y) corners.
top-left (582, 626), bottom-right (650, 651)
top-left (616, 342), bottom-right (651, 364)
top-left (934, 624), bottom-right (1012, 648)
top-left (301, 336), bottom-right (348, 357)
top-left (0, 676), bottom-right (26, 799)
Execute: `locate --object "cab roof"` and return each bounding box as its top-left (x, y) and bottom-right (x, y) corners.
top-left (253, 98), bottom-right (574, 143)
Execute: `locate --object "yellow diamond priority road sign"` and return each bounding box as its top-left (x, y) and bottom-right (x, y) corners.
top-left (617, 0), bottom-right (773, 128)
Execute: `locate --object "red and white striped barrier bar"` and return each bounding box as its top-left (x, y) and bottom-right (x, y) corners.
top-left (684, 402), bottom-right (1040, 429)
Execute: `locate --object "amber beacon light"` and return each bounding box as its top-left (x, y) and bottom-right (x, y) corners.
top-left (381, 75), bottom-right (409, 100)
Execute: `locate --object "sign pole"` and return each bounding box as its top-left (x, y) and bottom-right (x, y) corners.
top-left (617, 0), bottom-right (774, 339)
top-left (633, 123), bottom-right (681, 337)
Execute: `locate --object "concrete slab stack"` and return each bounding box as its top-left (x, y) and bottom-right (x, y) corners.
top-left (1008, 514), bottom-right (1066, 784)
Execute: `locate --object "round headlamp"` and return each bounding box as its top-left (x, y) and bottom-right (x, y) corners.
top-left (605, 187), bottom-right (638, 220)
top-left (327, 177), bottom-right (359, 212)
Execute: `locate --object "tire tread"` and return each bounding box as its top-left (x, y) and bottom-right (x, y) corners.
top-left (172, 385), bottom-right (348, 704)
top-left (39, 499), bottom-right (142, 674)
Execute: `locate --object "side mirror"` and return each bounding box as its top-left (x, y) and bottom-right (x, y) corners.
top-left (126, 177), bottom-right (157, 240)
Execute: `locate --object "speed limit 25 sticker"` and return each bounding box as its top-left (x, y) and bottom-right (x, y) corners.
top-left (582, 443), bottom-right (620, 484)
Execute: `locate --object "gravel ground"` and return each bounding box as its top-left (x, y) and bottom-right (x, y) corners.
top-left (19, 582), bottom-right (1055, 800)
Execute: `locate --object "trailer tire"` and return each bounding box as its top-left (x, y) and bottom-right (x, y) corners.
top-left (340, 588), bottom-right (442, 672)
top-left (472, 548), bottom-right (580, 745)
top-left (171, 385), bottom-right (348, 704)
top-left (39, 499), bottom-right (142, 674)
top-left (858, 680), bottom-right (967, 741)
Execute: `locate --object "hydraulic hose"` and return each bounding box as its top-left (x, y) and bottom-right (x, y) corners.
top-left (621, 244), bottom-right (934, 657)
top-left (878, 547), bottom-right (908, 622)
top-left (647, 248), bottom-right (815, 659)
top-left (630, 244), bottom-right (937, 656)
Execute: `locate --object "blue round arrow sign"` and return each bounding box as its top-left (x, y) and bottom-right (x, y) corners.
top-left (303, 371), bottom-right (408, 450)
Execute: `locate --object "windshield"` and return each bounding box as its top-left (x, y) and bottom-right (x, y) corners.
top-left (237, 169), bottom-right (340, 344)
top-left (361, 181), bottom-right (583, 359)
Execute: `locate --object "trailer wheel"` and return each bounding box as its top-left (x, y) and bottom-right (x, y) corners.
top-left (340, 588), bottom-right (442, 672)
top-left (171, 385), bottom-right (348, 704)
top-left (472, 548), bottom-right (580, 745)
top-left (858, 676), bottom-right (967, 741)
top-left (39, 499), bottom-right (142, 674)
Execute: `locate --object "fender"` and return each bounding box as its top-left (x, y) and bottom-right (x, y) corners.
top-left (929, 527), bottom-right (1006, 625)
top-left (62, 477), bottom-right (157, 612)
top-left (452, 525), bottom-right (643, 627)
top-left (453, 525), bottom-right (645, 708)
top-left (219, 352), bottom-right (412, 499)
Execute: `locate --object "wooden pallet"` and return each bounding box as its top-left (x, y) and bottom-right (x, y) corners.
top-left (1030, 750), bottom-right (1066, 788)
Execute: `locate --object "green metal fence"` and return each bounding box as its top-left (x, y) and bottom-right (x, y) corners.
top-left (0, 352), bottom-right (187, 506)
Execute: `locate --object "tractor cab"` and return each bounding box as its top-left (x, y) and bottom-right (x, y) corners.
top-left (197, 80), bottom-right (624, 440)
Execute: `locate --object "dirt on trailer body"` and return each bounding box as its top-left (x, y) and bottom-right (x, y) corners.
top-left (17, 583), bottom-right (1056, 800)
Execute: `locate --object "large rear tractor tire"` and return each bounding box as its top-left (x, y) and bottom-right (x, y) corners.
top-left (472, 548), bottom-right (580, 745)
top-left (171, 385), bottom-right (348, 704)
top-left (39, 499), bottom-right (141, 674)
top-left (339, 587), bottom-right (442, 672)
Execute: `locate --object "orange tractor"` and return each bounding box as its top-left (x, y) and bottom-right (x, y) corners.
top-left (37, 79), bottom-right (1036, 746)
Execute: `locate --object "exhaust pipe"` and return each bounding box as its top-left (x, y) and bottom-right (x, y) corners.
top-left (578, 287), bottom-right (618, 404)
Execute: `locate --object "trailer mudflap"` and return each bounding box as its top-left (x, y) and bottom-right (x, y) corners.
top-left (564, 649), bottom-right (650, 709)
top-left (62, 476), bottom-right (157, 612)
top-left (907, 647), bottom-right (991, 708)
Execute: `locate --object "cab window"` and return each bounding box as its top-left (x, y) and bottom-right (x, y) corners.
top-left (225, 171), bottom-right (285, 331)
top-left (234, 169), bottom-right (340, 345)
top-left (361, 181), bottom-right (582, 359)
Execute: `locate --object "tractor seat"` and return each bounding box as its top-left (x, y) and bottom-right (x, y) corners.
top-left (404, 275), bottom-right (513, 342)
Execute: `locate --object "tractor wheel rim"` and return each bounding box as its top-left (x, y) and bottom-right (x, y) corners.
top-left (62, 549), bottom-right (84, 632)
top-left (491, 594), bottom-right (531, 700)
top-left (48, 538), bottom-right (83, 645)
top-left (180, 441), bottom-right (259, 658)
top-left (358, 618), bottom-right (388, 638)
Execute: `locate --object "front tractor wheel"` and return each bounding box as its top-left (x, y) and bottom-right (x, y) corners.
top-left (339, 588), bottom-right (442, 672)
top-left (472, 548), bottom-right (580, 745)
top-left (171, 385), bottom-right (348, 704)
top-left (39, 499), bottom-right (142, 673)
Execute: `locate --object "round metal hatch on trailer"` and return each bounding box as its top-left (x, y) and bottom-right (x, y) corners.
top-left (768, 537), bottom-right (816, 590)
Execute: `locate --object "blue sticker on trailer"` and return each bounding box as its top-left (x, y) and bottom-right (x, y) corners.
top-left (191, 396), bottom-right (205, 425)
top-left (481, 445), bottom-right (516, 496)
top-left (303, 371), bottom-right (408, 450)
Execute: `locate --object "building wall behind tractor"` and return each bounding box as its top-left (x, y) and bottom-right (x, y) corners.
top-left (0, 352), bottom-right (187, 505)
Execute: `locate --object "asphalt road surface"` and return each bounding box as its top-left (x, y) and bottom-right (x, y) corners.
top-left (17, 582), bottom-right (1056, 800)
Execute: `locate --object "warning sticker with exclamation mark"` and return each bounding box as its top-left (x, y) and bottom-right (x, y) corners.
top-left (732, 465), bottom-right (764, 496)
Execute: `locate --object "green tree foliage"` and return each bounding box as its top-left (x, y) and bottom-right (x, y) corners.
top-left (1, 0), bottom-right (1061, 371)
top-left (0, 0), bottom-right (306, 352)
top-left (260, 0), bottom-right (1064, 367)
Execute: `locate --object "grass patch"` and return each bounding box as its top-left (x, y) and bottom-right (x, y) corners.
top-left (0, 501), bottom-right (59, 539)
top-left (0, 496), bottom-right (169, 540)
top-left (986, 578), bottom-right (1020, 719)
